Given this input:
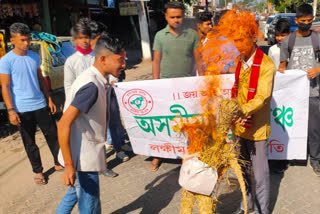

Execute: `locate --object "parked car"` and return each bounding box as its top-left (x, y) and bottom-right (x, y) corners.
top-left (264, 15), bottom-right (275, 39)
top-left (267, 13), bottom-right (298, 45)
top-left (0, 37), bottom-right (75, 115)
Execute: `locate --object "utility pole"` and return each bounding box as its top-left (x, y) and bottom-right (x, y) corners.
top-left (42, 0), bottom-right (52, 33)
top-left (206, 0), bottom-right (209, 12)
top-left (313, 0), bottom-right (318, 17)
top-left (137, 1), bottom-right (152, 60)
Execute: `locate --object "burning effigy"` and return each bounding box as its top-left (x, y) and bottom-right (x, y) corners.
top-left (178, 9), bottom-right (264, 214)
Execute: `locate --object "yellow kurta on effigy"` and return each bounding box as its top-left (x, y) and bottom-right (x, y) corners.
top-left (233, 54), bottom-right (276, 141)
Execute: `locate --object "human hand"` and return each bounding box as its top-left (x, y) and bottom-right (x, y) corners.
top-left (278, 68), bottom-right (285, 73)
top-left (307, 68), bottom-right (320, 79)
top-left (48, 98), bottom-right (56, 114)
top-left (239, 115), bottom-right (252, 129)
top-left (9, 113), bottom-right (21, 126)
top-left (61, 165), bottom-right (76, 188)
top-left (111, 81), bottom-right (116, 87)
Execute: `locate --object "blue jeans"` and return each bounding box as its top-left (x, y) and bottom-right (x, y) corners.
top-left (56, 171), bottom-right (101, 214)
top-left (106, 128), bottom-right (112, 145)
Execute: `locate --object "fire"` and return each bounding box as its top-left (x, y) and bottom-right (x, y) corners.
top-left (179, 9), bottom-right (263, 213)
top-left (182, 8), bottom-right (263, 159)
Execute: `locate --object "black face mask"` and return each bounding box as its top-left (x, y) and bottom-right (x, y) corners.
top-left (298, 22), bottom-right (312, 32)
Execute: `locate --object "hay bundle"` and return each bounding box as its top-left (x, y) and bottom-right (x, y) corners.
top-left (180, 98), bottom-right (248, 214)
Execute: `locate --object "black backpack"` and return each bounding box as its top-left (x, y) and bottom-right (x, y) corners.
top-left (288, 30), bottom-right (320, 62)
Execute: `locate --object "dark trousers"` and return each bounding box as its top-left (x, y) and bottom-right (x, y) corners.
top-left (18, 107), bottom-right (60, 173)
top-left (308, 97), bottom-right (320, 165)
top-left (238, 137), bottom-right (270, 214)
top-left (108, 87), bottom-right (125, 151)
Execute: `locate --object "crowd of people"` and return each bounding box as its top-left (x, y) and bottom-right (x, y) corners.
top-left (0, 1), bottom-right (319, 214)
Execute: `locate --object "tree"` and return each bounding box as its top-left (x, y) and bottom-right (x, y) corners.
top-left (256, 1), bottom-right (267, 12)
top-left (147, 0), bottom-right (198, 11)
top-left (271, 0), bottom-right (313, 12)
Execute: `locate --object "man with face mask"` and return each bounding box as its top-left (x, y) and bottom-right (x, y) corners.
top-left (279, 4), bottom-right (320, 176)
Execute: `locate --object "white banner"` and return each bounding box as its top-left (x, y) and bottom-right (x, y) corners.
top-left (114, 70), bottom-right (309, 160)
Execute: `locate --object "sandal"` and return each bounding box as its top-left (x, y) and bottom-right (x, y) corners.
top-left (34, 177), bottom-right (47, 185)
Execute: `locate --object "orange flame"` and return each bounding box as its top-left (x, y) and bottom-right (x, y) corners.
top-left (181, 9), bottom-right (263, 155)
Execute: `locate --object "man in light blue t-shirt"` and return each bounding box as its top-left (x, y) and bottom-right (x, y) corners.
top-left (0, 23), bottom-right (62, 185)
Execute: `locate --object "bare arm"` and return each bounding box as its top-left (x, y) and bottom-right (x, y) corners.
top-left (0, 74), bottom-right (21, 126)
top-left (194, 49), bottom-right (204, 76)
top-left (57, 105), bottom-right (81, 188)
top-left (152, 50), bottom-right (161, 79)
top-left (37, 68), bottom-right (56, 114)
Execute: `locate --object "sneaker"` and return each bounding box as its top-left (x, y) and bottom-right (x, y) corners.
top-left (103, 169), bottom-right (119, 177)
top-left (121, 143), bottom-right (133, 152)
top-left (116, 151), bottom-right (129, 162)
top-left (105, 144), bottom-right (113, 153)
top-left (311, 163), bottom-right (320, 176)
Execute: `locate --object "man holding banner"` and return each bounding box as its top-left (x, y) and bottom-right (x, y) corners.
top-left (279, 4), bottom-right (320, 176)
top-left (150, 1), bottom-right (202, 171)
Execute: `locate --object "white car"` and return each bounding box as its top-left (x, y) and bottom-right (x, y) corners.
top-left (264, 15), bottom-right (275, 38)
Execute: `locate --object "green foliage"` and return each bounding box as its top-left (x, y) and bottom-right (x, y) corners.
top-left (242, 0), bottom-right (255, 5)
top-left (238, 0), bottom-right (267, 11)
top-left (275, 4), bottom-right (286, 13)
top-left (256, 1), bottom-right (267, 12)
top-left (147, 0), bottom-right (197, 11)
top-left (271, 0), bottom-right (313, 12)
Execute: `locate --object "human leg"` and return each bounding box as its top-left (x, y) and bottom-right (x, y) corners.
top-left (308, 97), bottom-right (320, 175)
top-left (109, 89), bottom-right (129, 161)
top-left (77, 171), bottom-right (101, 214)
top-left (105, 128), bottom-right (113, 152)
top-left (109, 89), bottom-right (126, 151)
top-left (238, 138), bottom-right (254, 212)
top-left (251, 140), bottom-right (270, 214)
top-left (269, 160), bottom-right (288, 174)
top-left (35, 107), bottom-right (61, 167)
top-left (56, 184), bottom-right (78, 214)
top-left (18, 111), bottom-right (44, 176)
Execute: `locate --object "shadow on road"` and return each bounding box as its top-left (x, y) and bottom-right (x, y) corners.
top-left (215, 177), bottom-right (242, 213)
top-left (269, 172), bottom-right (284, 213)
top-left (106, 150), bottom-right (136, 170)
top-left (111, 167), bottom-right (181, 214)
top-left (215, 172), bottom-right (284, 213)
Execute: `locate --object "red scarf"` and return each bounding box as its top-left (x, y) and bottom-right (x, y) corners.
top-left (231, 47), bottom-right (264, 103)
top-left (76, 45), bottom-right (92, 55)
